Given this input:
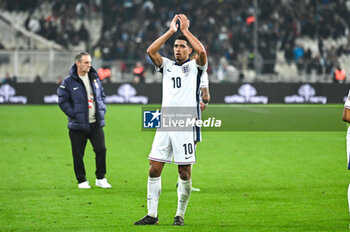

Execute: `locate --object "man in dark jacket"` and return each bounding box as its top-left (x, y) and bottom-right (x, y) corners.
top-left (58, 51), bottom-right (111, 189)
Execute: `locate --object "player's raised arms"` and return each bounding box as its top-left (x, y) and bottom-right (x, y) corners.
top-left (147, 15), bottom-right (179, 68)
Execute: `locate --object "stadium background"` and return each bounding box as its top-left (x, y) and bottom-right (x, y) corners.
top-left (0, 0), bottom-right (349, 104)
top-left (1, 0), bottom-right (350, 231)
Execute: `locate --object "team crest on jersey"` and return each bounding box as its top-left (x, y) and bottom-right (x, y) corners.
top-left (182, 65), bottom-right (190, 76)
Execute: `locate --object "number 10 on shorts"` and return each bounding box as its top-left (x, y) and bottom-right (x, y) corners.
top-left (183, 143), bottom-right (193, 155)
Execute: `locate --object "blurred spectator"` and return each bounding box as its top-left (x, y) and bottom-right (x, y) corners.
top-left (133, 62), bottom-right (145, 84)
top-left (120, 61), bottom-right (127, 80)
top-left (75, 2), bottom-right (88, 19)
top-left (28, 17), bottom-right (41, 33)
top-left (264, 47), bottom-right (276, 74)
top-left (97, 65), bottom-right (111, 83)
top-left (78, 23), bottom-right (89, 44)
top-left (33, 74), bottom-right (42, 83)
top-left (284, 43), bottom-right (294, 65)
top-left (333, 64), bottom-right (346, 83)
top-left (304, 48), bottom-right (312, 74)
top-left (2, 73), bottom-right (16, 84)
top-left (293, 45), bottom-right (304, 63)
top-left (56, 76), bottom-right (63, 85)
top-left (313, 55), bottom-right (325, 75)
top-left (2, 72), bottom-right (11, 84)
top-left (294, 45), bottom-right (304, 74)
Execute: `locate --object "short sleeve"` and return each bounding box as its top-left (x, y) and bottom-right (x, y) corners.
top-left (200, 71), bottom-right (209, 88)
top-left (155, 57), bottom-right (172, 73)
top-left (345, 90), bottom-right (350, 109)
top-left (196, 61), bottom-right (208, 71)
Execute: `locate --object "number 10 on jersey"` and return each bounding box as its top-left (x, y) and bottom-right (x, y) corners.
top-left (171, 77), bottom-right (181, 88)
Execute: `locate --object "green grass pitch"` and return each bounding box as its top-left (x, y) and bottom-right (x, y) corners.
top-left (0, 105), bottom-right (348, 231)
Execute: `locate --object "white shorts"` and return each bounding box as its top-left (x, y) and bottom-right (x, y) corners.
top-left (149, 130), bottom-right (196, 165)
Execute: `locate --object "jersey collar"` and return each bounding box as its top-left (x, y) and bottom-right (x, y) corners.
top-left (175, 58), bottom-right (191, 66)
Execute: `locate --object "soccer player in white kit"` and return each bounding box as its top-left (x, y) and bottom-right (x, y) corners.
top-left (342, 91), bottom-right (350, 221)
top-left (181, 62), bottom-right (210, 192)
top-left (134, 14), bottom-right (208, 226)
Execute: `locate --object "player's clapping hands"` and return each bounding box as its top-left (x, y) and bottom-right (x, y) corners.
top-left (169, 14), bottom-right (179, 33)
top-left (169, 14), bottom-right (190, 33)
top-left (178, 14), bottom-right (190, 32)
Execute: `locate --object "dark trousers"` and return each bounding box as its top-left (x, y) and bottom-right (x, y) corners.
top-left (69, 123), bottom-right (106, 183)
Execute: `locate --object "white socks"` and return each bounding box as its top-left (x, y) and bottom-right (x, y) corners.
top-left (147, 176), bottom-right (192, 218)
top-left (176, 178), bottom-right (192, 218)
top-left (147, 176), bottom-right (161, 218)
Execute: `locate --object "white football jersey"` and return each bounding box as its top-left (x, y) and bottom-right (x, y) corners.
top-left (200, 71), bottom-right (209, 88)
top-left (198, 71), bottom-right (209, 107)
top-left (345, 90), bottom-right (350, 109)
top-left (346, 90), bottom-right (350, 170)
top-left (156, 57), bottom-right (207, 107)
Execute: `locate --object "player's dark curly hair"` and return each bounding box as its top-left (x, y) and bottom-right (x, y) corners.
top-left (175, 35), bottom-right (192, 48)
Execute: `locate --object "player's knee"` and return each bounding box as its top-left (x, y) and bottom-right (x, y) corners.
top-left (179, 172), bottom-right (191, 180)
top-left (178, 167), bottom-right (191, 180)
top-left (149, 165), bottom-right (161, 178)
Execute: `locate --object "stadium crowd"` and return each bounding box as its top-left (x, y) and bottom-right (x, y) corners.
top-left (4, 0), bottom-right (97, 49)
top-left (93, 0), bottom-right (350, 79)
top-left (2, 0), bottom-right (350, 82)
